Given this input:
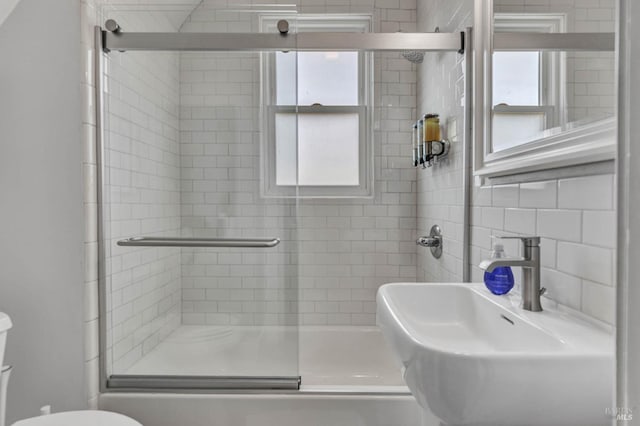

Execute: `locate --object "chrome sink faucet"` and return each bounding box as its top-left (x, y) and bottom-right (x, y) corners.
top-left (479, 236), bottom-right (546, 312)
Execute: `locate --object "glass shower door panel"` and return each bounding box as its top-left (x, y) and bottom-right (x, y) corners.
top-left (102, 46), bottom-right (299, 388)
top-left (172, 49), bottom-right (299, 381)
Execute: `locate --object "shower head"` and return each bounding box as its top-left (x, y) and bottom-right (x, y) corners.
top-left (396, 29), bottom-right (425, 64)
top-left (402, 50), bottom-right (424, 64)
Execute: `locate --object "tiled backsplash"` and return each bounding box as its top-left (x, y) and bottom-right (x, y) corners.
top-left (470, 175), bottom-right (616, 326)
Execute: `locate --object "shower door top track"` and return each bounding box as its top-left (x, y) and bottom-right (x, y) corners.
top-left (101, 26), bottom-right (466, 53)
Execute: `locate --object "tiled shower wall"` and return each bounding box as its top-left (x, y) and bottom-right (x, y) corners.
top-left (81, 0), bottom-right (421, 398)
top-left (104, 39), bottom-right (183, 374)
top-left (416, 0), bottom-right (470, 284)
top-left (417, 0), bottom-right (616, 328)
top-left (82, 2), bottom-right (184, 379)
top-left (178, 0), bottom-right (418, 326)
top-left (177, 45), bottom-right (299, 326)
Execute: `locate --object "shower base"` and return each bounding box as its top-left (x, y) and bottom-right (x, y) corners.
top-left (102, 326), bottom-right (439, 426)
top-left (123, 325), bottom-right (407, 391)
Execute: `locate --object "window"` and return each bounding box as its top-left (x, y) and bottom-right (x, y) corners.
top-left (260, 15), bottom-right (373, 198)
top-left (491, 14), bottom-right (566, 152)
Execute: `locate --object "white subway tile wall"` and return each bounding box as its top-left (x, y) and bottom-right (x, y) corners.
top-left (418, 0), bottom-right (616, 328)
top-left (177, 0), bottom-right (418, 327)
top-left (104, 31), bottom-right (183, 376)
top-left (177, 6), bottom-right (299, 326)
top-left (416, 0), bottom-right (471, 283)
top-left (470, 176), bottom-right (616, 327)
top-left (81, 0), bottom-right (421, 399)
top-left (81, 2), bottom-right (190, 384)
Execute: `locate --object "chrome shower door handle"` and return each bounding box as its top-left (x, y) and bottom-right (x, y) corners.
top-left (117, 237), bottom-right (281, 248)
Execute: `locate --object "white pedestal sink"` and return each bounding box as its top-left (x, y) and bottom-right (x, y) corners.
top-left (376, 283), bottom-right (613, 426)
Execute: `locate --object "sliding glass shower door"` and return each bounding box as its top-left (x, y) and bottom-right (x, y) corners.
top-left (99, 7), bottom-right (301, 389)
top-left (96, 2), bottom-right (466, 392)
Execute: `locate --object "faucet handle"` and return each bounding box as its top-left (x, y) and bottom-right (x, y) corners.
top-left (496, 236), bottom-right (541, 247)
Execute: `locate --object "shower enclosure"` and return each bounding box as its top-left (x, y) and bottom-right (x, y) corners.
top-left (95, 2), bottom-right (467, 392)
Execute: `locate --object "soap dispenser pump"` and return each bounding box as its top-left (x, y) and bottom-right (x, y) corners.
top-left (483, 244), bottom-right (515, 295)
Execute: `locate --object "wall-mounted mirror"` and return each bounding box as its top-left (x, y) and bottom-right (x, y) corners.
top-left (474, 0), bottom-right (617, 178)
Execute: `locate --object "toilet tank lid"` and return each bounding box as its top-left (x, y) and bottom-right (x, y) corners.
top-left (12, 411), bottom-right (142, 426)
top-left (0, 313), bottom-right (12, 333)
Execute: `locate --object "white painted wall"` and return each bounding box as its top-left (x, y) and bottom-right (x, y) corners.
top-left (0, 0), bottom-right (21, 28)
top-left (0, 0), bottom-right (86, 423)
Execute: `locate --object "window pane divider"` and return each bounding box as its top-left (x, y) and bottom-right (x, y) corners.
top-left (493, 105), bottom-right (554, 114)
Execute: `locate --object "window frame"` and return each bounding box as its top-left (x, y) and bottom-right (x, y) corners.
top-left (259, 14), bottom-right (374, 198)
top-left (491, 14), bottom-right (566, 152)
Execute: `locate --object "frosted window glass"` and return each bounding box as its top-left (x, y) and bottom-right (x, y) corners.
top-left (274, 113), bottom-right (360, 186)
top-left (298, 113), bottom-right (359, 186)
top-left (493, 51), bottom-right (540, 106)
top-left (275, 113), bottom-right (297, 186)
top-left (492, 112), bottom-right (545, 152)
top-left (276, 52), bottom-right (359, 106)
top-left (297, 52), bottom-right (358, 105)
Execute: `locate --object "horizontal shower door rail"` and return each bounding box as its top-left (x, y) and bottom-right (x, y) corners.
top-left (102, 31), bottom-right (465, 53)
top-left (117, 237), bottom-right (281, 248)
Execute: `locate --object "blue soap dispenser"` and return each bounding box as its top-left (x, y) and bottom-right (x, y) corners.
top-left (483, 243), bottom-right (514, 295)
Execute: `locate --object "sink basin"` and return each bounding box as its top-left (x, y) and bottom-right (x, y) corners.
top-left (376, 283), bottom-right (613, 426)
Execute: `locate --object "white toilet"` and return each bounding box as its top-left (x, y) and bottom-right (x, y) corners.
top-left (0, 313), bottom-right (141, 426)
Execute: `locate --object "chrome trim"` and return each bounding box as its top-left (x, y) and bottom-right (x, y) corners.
top-left (117, 237), bottom-right (281, 248)
top-left (104, 19), bottom-right (120, 33)
top-left (94, 25), bottom-right (109, 393)
top-left (462, 27), bottom-right (473, 282)
top-left (617, 0), bottom-right (631, 412)
top-left (416, 225), bottom-right (443, 259)
top-left (107, 375), bottom-right (301, 391)
top-left (416, 236), bottom-right (440, 248)
top-left (494, 32), bottom-right (615, 51)
top-left (103, 31), bottom-right (464, 52)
